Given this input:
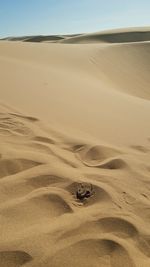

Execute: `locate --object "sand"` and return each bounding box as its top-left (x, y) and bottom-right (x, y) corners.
top-left (0, 27), bottom-right (150, 267)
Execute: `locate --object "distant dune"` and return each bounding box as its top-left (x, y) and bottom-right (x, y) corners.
top-left (0, 27), bottom-right (150, 267)
top-left (61, 27), bottom-right (150, 43)
top-left (1, 27), bottom-right (150, 43)
top-left (1, 33), bottom-right (82, 42)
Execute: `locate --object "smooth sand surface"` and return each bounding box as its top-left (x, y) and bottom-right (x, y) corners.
top-left (0, 27), bottom-right (150, 267)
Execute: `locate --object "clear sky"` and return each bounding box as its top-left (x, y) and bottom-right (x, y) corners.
top-left (0, 0), bottom-right (150, 37)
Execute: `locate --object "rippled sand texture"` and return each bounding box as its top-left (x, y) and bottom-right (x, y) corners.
top-left (0, 27), bottom-right (150, 267)
top-left (0, 108), bottom-right (149, 267)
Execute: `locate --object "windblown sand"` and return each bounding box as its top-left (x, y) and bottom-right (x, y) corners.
top-left (0, 27), bottom-right (150, 267)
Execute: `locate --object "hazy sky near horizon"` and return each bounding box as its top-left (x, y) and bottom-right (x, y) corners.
top-left (0, 0), bottom-right (150, 37)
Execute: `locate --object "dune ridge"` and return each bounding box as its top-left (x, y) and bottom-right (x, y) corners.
top-left (1, 27), bottom-right (150, 44)
top-left (1, 34), bottom-right (81, 43)
top-left (0, 27), bottom-right (150, 266)
top-left (61, 27), bottom-right (150, 44)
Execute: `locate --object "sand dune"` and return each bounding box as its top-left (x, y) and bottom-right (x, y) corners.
top-left (1, 35), bottom-right (64, 42)
top-left (0, 27), bottom-right (150, 267)
top-left (1, 34), bottom-right (81, 43)
top-left (2, 27), bottom-right (149, 44)
top-left (61, 27), bottom-right (150, 44)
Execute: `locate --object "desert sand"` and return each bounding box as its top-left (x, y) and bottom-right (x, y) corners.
top-left (0, 27), bottom-right (150, 267)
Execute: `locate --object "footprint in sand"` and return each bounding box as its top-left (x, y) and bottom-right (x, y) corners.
top-left (0, 250), bottom-right (32, 267)
top-left (32, 136), bottom-right (55, 145)
top-left (0, 189), bottom-right (73, 232)
top-left (9, 112), bottom-right (39, 122)
top-left (49, 238), bottom-right (135, 267)
top-left (0, 113), bottom-right (34, 137)
top-left (60, 216), bottom-right (138, 240)
top-left (0, 158), bottom-right (41, 179)
top-left (130, 145), bottom-right (149, 153)
top-left (27, 174), bottom-right (69, 189)
top-left (60, 215), bottom-right (150, 259)
top-left (74, 144), bottom-right (127, 169)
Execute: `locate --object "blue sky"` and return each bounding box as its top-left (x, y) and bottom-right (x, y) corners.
top-left (0, 0), bottom-right (150, 37)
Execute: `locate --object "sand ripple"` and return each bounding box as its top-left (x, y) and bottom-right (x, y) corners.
top-left (0, 111), bottom-right (150, 267)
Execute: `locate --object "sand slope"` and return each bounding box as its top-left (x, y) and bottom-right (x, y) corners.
top-left (0, 27), bottom-right (150, 267)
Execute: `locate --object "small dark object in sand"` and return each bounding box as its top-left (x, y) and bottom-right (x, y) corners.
top-left (76, 183), bottom-right (94, 201)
